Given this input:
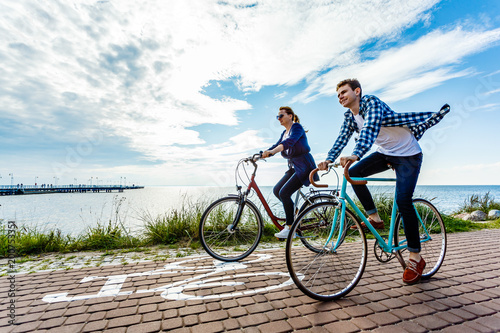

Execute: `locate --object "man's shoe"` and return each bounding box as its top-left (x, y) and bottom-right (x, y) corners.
top-left (350, 218), bottom-right (384, 230)
top-left (403, 257), bottom-right (426, 284)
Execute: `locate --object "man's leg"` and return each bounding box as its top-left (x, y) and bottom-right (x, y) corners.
top-left (349, 152), bottom-right (390, 221)
top-left (390, 153), bottom-right (423, 254)
top-left (389, 153), bottom-right (425, 284)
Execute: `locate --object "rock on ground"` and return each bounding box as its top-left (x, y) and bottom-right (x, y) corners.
top-left (454, 212), bottom-right (472, 221)
top-left (489, 209), bottom-right (500, 219)
top-left (470, 210), bottom-right (487, 221)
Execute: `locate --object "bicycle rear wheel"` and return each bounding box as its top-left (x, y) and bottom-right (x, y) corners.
top-left (286, 202), bottom-right (367, 301)
top-left (199, 196), bottom-right (263, 261)
top-left (394, 198), bottom-right (446, 279)
top-left (297, 193), bottom-right (337, 215)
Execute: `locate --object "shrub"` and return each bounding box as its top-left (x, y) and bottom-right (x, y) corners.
top-left (456, 191), bottom-right (500, 214)
top-left (142, 195), bottom-right (205, 246)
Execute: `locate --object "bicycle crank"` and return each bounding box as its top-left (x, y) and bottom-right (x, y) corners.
top-left (373, 240), bottom-right (395, 263)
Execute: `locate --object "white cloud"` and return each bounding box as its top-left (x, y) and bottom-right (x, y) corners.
top-left (474, 103), bottom-right (500, 111)
top-left (484, 88), bottom-right (500, 96)
top-left (293, 26), bottom-right (500, 103)
top-left (3, 0), bottom-right (500, 185)
top-left (0, 1), bottom-right (440, 158)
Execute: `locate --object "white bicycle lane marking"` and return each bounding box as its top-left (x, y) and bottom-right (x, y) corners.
top-left (42, 253), bottom-right (295, 303)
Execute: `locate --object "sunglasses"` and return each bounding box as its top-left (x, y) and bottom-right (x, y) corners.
top-left (276, 114), bottom-right (285, 120)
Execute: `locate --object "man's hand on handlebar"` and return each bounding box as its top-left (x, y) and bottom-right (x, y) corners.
top-left (340, 155), bottom-right (359, 168)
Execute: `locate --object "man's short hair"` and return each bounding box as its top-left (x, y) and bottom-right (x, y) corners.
top-left (336, 78), bottom-right (362, 96)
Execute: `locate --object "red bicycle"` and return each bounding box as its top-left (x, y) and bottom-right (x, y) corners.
top-left (199, 152), bottom-right (337, 261)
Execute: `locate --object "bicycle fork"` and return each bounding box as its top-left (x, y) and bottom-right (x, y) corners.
top-left (227, 193), bottom-right (248, 233)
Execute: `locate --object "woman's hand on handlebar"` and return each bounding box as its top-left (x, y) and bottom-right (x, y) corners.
top-left (339, 155), bottom-right (359, 168)
top-left (261, 150), bottom-right (273, 158)
top-left (317, 161), bottom-right (331, 171)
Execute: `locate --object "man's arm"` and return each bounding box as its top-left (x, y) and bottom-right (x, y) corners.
top-left (352, 96), bottom-right (384, 159)
top-left (319, 115), bottom-right (354, 170)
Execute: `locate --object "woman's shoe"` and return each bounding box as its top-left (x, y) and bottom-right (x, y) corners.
top-left (274, 226), bottom-right (297, 240)
top-left (274, 227), bottom-right (290, 239)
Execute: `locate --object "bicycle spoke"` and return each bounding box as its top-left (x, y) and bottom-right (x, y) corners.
top-left (286, 202), bottom-right (367, 301)
top-left (394, 199), bottom-right (446, 279)
top-left (200, 197), bottom-right (262, 261)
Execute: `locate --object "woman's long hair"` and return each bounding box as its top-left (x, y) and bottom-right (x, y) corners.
top-left (279, 106), bottom-right (308, 132)
top-left (279, 106), bottom-right (300, 123)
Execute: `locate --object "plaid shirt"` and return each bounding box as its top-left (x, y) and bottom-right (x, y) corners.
top-left (326, 95), bottom-right (450, 162)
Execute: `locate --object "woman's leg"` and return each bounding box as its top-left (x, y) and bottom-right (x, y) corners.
top-left (349, 152), bottom-right (390, 215)
top-left (273, 169), bottom-right (294, 200)
top-left (278, 173), bottom-right (303, 226)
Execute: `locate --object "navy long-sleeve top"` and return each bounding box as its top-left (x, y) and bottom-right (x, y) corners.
top-left (268, 122), bottom-right (319, 186)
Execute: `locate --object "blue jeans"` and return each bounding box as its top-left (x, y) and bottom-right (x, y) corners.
top-left (274, 168), bottom-right (303, 226)
top-left (349, 152), bottom-right (423, 253)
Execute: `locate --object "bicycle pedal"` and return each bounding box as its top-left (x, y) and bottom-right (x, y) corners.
top-left (276, 237), bottom-right (286, 241)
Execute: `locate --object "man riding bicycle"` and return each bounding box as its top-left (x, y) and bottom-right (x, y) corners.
top-left (318, 78), bottom-right (450, 284)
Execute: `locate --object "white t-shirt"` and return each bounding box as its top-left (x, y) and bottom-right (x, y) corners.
top-left (354, 114), bottom-right (421, 156)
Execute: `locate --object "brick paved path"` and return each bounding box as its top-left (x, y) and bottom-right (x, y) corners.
top-left (1, 229), bottom-right (500, 332)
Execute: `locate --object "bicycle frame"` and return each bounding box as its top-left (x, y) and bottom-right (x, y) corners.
top-left (239, 159), bottom-right (314, 229)
top-left (326, 175), bottom-right (433, 261)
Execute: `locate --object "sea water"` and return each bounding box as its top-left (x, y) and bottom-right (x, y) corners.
top-left (1, 185), bottom-right (499, 236)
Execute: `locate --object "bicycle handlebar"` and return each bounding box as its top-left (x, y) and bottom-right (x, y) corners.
top-left (309, 168), bottom-right (328, 188)
top-left (308, 160), bottom-right (367, 188)
top-left (244, 151), bottom-right (276, 163)
top-left (343, 160), bottom-right (367, 185)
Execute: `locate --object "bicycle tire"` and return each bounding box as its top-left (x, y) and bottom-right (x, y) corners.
top-left (297, 193), bottom-right (337, 215)
top-left (199, 196), bottom-right (263, 262)
top-left (296, 194), bottom-right (337, 251)
top-left (286, 201), bottom-right (367, 301)
top-left (394, 198), bottom-right (446, 279)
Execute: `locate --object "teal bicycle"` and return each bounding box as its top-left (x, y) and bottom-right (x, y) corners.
top-left (285, 160), bottom-right (446, 301)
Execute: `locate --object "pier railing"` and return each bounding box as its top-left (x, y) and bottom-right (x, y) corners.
top-left (0, 184), bottom-right (144, 195)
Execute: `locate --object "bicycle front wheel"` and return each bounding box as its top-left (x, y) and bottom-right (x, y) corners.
top-left (199, 196), bottom-right (263, 261)
top-left (286, 202), bottom-right (367, 301)
top-left (394, 198), bottom-right (446, 279)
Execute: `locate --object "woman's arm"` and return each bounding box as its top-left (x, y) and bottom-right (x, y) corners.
top-left (279, 123), bottom-right (304, 150)
top-left (262, 144), bottom-right (284, 158)
top-left (262, 130), bottom-right (285, 158)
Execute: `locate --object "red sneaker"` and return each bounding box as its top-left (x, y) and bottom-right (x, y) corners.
top-left (403, 257), bottom-right (426, 284)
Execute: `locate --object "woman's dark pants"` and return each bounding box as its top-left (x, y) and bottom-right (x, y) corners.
top-left (273, 168), bottom-right (303, 226)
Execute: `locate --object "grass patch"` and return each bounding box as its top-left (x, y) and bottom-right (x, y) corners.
top-left (75, 221), bottom-right (142, 251)
top-left (0, 219), bottom-right (144, 258)
top-left (2, 190), bottom-right (500, 258)
top-left (1, 226), bottom-right (72, 256)
top-left (455, 191), bottom-right (500, 214)
top-left (141, 195), bottom-right (206, 246)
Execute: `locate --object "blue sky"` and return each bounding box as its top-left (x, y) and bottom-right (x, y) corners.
top-left (1, 0), bottom-right (500, 187)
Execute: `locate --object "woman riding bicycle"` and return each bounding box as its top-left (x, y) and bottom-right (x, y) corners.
top-left (262, 106), bottom-right (319, 239)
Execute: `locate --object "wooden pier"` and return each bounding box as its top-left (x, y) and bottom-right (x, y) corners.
top-left (0, 184), bottom-right (144, 195)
